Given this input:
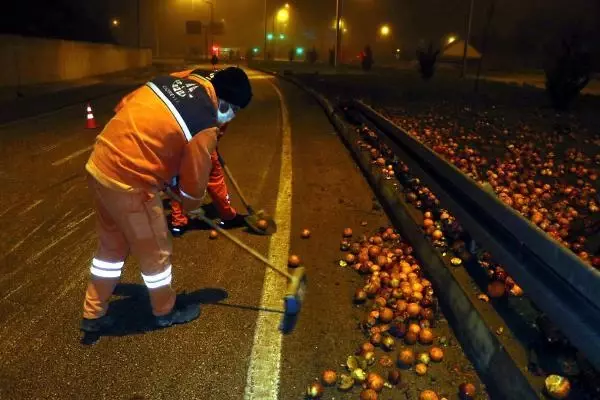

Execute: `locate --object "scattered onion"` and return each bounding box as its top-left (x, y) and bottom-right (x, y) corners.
top-left (388, 369), bottom-right (402, 385)
top-left (404, 331), bottom-right (418, 345)
top-left (429, 347), bottom-right (444, 362)
top-left (398, 348), bottom-right (415, 366)
top-left (306, 382), bottom-right (324, 398)
top-left (360, 389), bottom-right (378, 400)
top-left (544, 375), bottom-right (571, 399)
top-left (367, 372), bottom-right (385, 392)
top-left (407, 303), bottom-right (421, 318)
top-left (288, 254), bottom-right (301, 268)
top-left (459, 382), bottom-right (477, 399)
top-left (487, 281), bottom-right (505, 298)
top-left (419, 390), bottom-right (439, 400)
top-left (321, 370), bottom-right (337, 386)
top-left (419, 328), bottom-right (434, 344)
top-left (380, 307), bottom-right (394, 323)
top-left (415, 363), bottom-right (428, 376)
top-left (417, 352), bottom-right (431, 365)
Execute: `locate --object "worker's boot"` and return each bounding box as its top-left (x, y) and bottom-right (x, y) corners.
top-left (80, 314), bottom-right (115, 333)
top-left (155, 303), bottom-right (201, 328)
top-left (168, 223), bottom-right (188, 238)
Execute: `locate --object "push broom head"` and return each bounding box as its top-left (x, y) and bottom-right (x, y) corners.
top-left (279, 266), bottom-right (307, 334)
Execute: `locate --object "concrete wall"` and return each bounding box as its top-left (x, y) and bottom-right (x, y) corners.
top-left (0, 35), bottom-right (152, 87)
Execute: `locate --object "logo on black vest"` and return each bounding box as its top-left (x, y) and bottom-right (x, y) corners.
top-left (172, 79), bottom-right (199, 99)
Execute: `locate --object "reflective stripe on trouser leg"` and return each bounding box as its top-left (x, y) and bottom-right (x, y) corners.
top-left (90, 258), bottom-right (124, 278)
top-left (83, 258), bottom-right (125, 319)
top-left (142, 265), bottom-right (172, 289)
top-left (142, 265), bottom-right (176, 317)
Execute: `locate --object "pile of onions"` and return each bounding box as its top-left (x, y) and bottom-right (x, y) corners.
top-left (309, 223), bottom-right (451, 397)
top-left (365, 109), bottom-right (600, 268)
top-left (360, 124), bottom-right (530, 299)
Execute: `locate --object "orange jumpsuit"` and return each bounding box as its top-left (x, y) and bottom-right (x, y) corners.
top-left (171, 132), bottom-right (236, 227)
top-left (83, 69), bottom-right (220, 320)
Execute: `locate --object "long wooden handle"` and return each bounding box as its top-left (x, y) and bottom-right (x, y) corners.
top-left (166, 187), bottom-right (291, 280)
top-left (196, 213), bottom-right (292, 280)
top-left (217, 152), bottom-right (254, 214)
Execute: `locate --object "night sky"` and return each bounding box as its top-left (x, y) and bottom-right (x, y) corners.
top-left (1, 0), bottom-right (599, 63)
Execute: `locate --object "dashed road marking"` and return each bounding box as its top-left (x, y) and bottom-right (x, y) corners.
top-left (18, 199), bottom-right (44, 216)
top-left (52, 145), bottom-right (93, 167)
top-left (27, 210), bottom-right (94, 263)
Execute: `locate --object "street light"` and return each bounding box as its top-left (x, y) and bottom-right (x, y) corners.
top-left (379, 24), bottom-right (391, 37)
top-left (447, 35), bottom-right (458, 45)
top-left (204, 0), bottom-right (215, 55)
top-left (111, 18), bottom-right (120, 27)
top-left (277, 8), bottom-right (289, 23)
top-left (332, 18), bottom-right (346, 30)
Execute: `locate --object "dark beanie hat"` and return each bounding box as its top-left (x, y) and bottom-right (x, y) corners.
top-left (209, 67), bottom-right (253, 109)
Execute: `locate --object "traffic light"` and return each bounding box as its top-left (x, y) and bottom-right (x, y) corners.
top-left (267, 33), bottom-right (274, 41)
top-left (296, 47), bottom-right (304, 55)
top-left (253, 47), bottom-right (259, 53)
top-left (279, 33), bottom-right (285, 40)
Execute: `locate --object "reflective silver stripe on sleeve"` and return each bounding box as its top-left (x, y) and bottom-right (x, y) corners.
top-left (146, 81), bottom-right (193, 142)
top-left (179, 188), bottom-right (205, 201)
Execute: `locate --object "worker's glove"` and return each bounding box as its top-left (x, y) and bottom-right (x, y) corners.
top-left (218, 213), bottom-right (248, 229)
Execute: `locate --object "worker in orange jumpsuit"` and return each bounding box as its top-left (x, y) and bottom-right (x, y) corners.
top-left (81, 67), bottom-right (252, 333)
top-left (168, 123), bottom-right (247, 237)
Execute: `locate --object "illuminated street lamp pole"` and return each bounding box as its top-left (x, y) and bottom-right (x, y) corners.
top-left (334, 0), bottom-right (343, 67)
top-left (461, 0), bottom-right (474, 78)
top-left (204, 0), bottom-right (215, 54)
top-left (273, 5), bottom-right (289, 60)
top-left (263, 0), bottom-right (268, 60)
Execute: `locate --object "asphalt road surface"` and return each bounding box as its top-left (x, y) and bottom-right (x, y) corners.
top-left (0, 67), bottom-right (396, 400)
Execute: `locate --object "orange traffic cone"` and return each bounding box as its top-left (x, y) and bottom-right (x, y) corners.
top-left (86, 103), bottom-right (97, 129)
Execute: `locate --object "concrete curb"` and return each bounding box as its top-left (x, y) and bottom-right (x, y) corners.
top-left (259, 68), bottom-right (544, 400)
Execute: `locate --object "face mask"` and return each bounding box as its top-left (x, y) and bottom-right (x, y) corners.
top-left (217, 100), bottom-right (236, 125)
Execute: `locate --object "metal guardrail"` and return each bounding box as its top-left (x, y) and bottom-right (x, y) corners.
top-left (351, 100), bottom-right (600, 370)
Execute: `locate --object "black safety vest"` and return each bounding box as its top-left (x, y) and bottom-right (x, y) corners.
top-left (146, 74), bottom-right (217, 141)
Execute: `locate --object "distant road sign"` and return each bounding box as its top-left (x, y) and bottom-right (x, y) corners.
top-left (186, 21), bottom-right (202, 35)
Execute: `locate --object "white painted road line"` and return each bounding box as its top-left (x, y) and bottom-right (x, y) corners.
top-left (18, 199), bottom-right (44, 216)
top-left (7, 224), bottom-right (43, 255)
top-left (51, 145), bottom-right (93, 167)
top-left (244, 78), bottom-right (293, 400)
top-left (27, 210), bottom-right (94, 263)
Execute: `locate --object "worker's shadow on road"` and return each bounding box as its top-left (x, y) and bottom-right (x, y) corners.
top-left (80, 283), bottom-right (228, 345)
